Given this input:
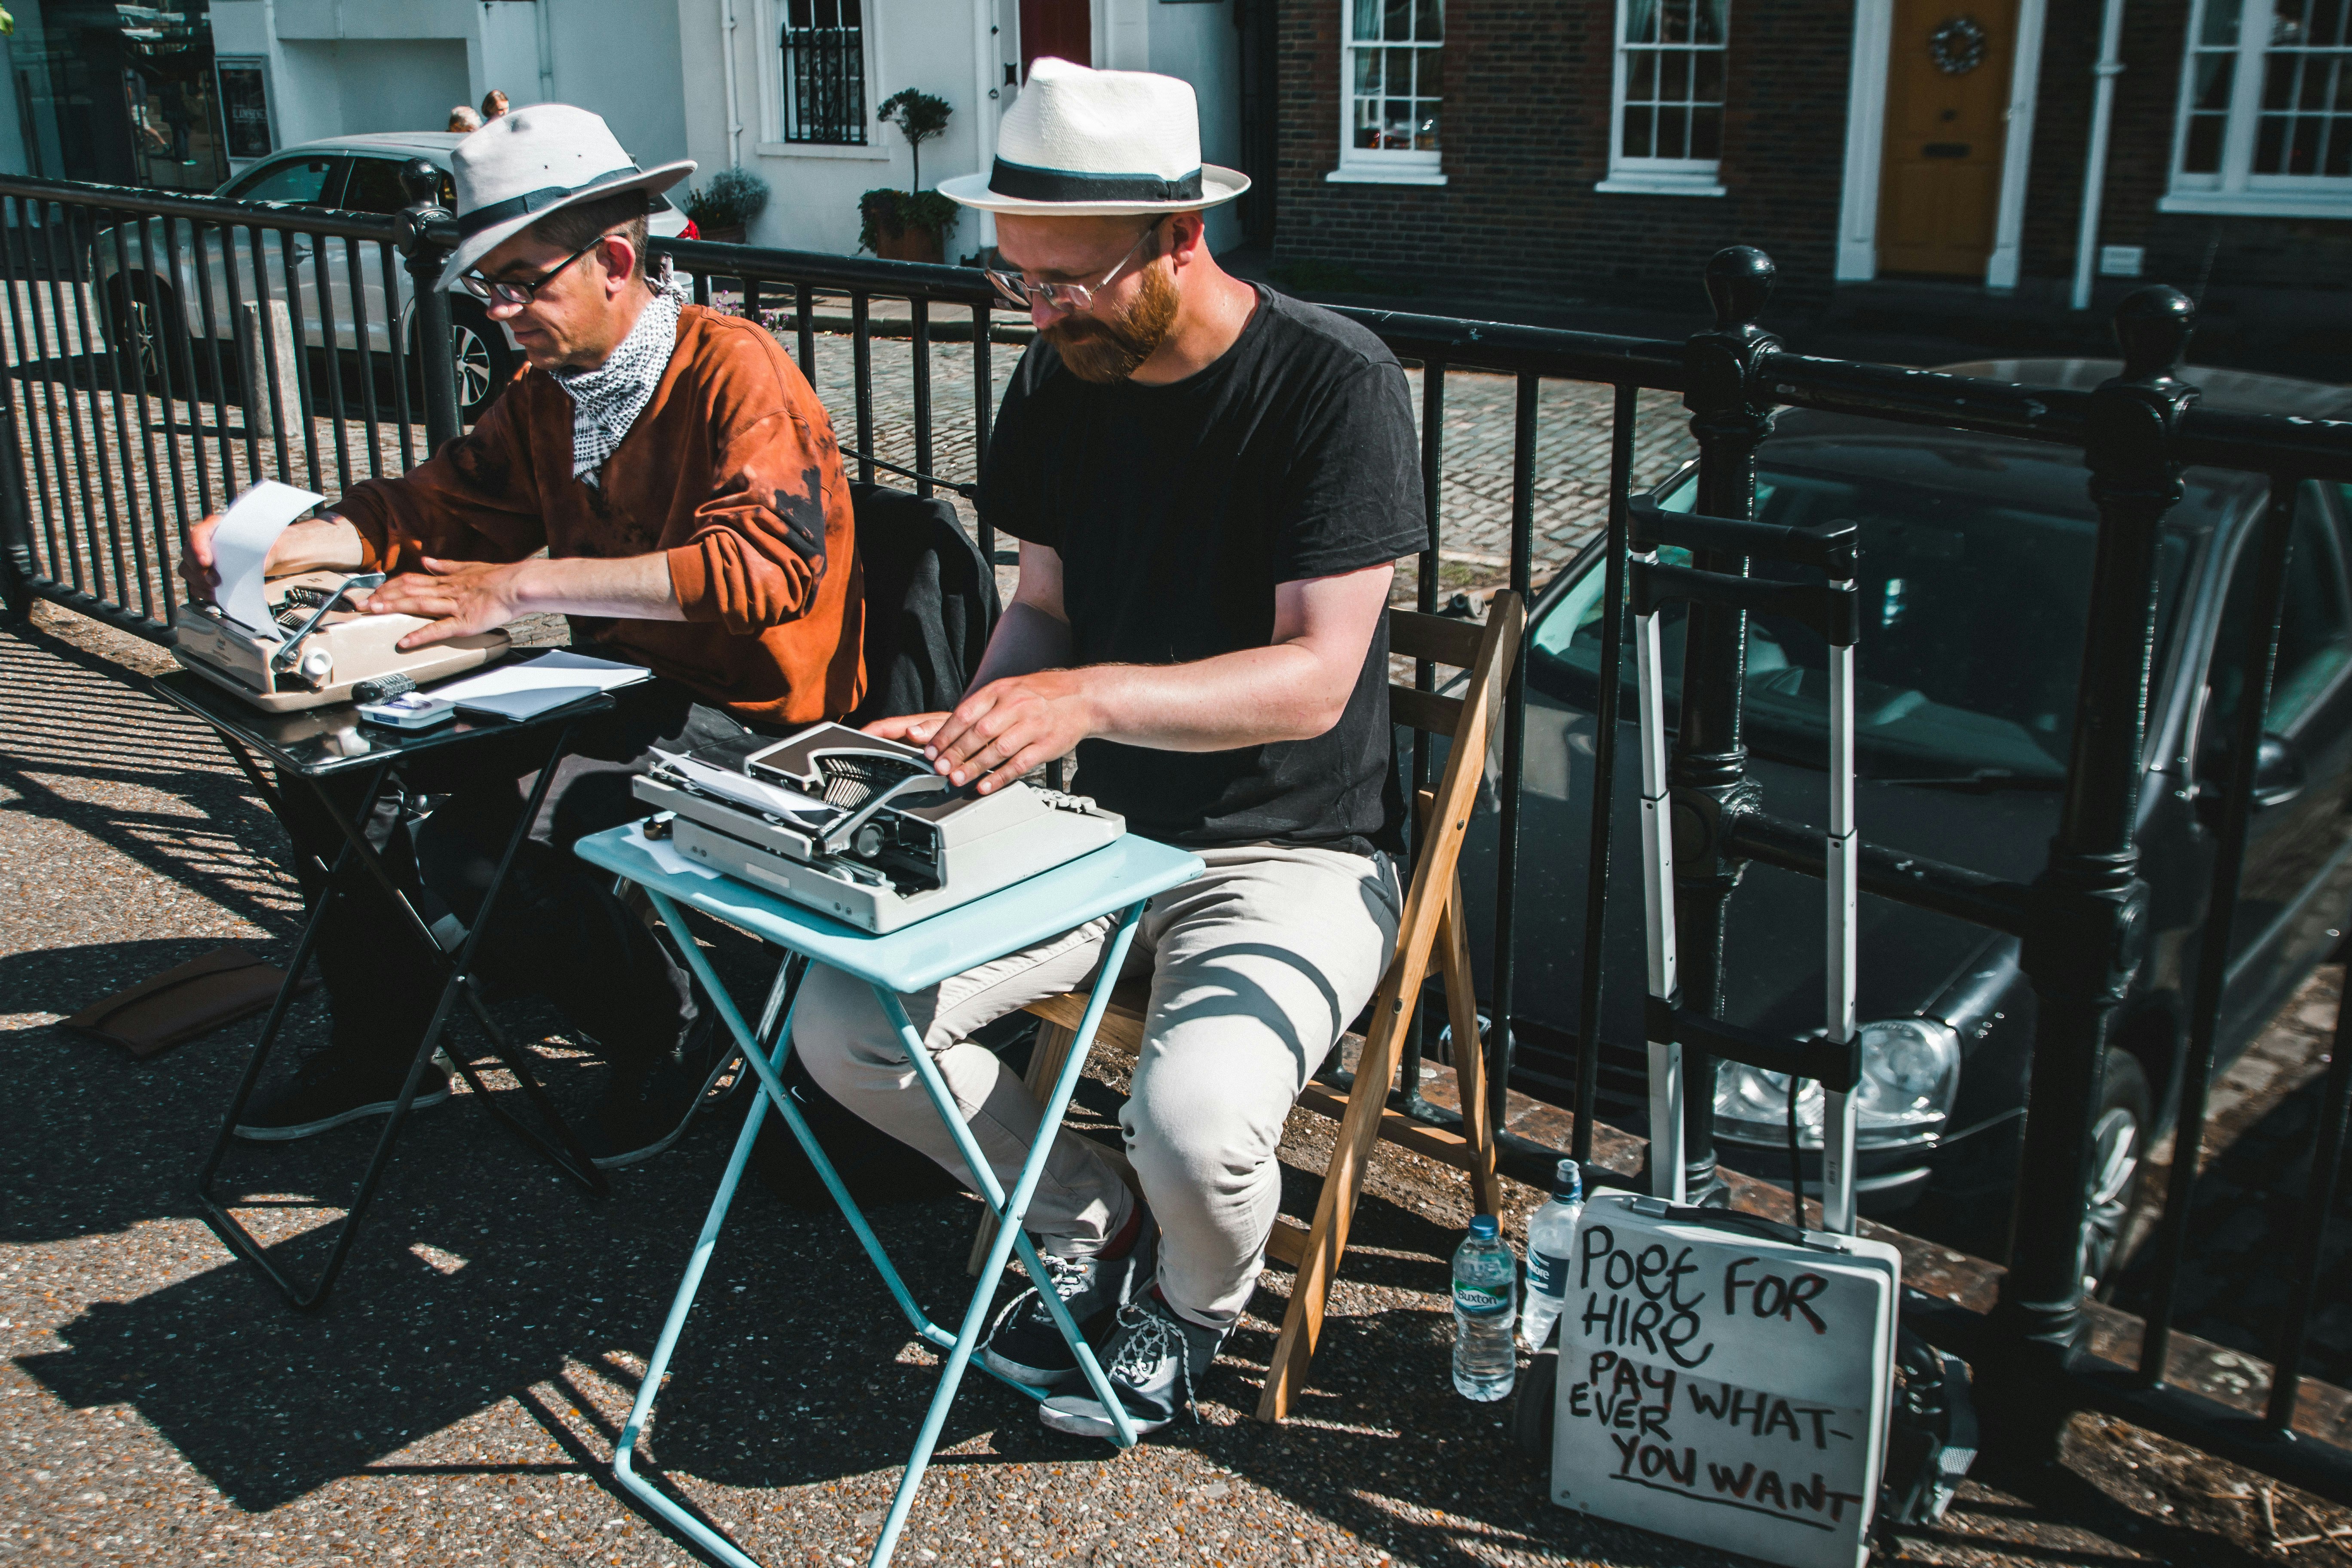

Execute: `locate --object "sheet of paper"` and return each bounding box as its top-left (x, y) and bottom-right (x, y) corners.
top-left (210, 479), bottom-right (327, 634)
top-left (652, 750), bottom-right (830, 820)
top-left (427, 649), bottom-right (656, 701)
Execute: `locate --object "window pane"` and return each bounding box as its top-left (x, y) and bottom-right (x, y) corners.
top-left (1629, 50), bottom-right (1657, 102)
top-left (1694, 49), bottom-right (1724, 103)
top-left (1354, 0), bottom-right (1380, 43)
top-left (2257, 113), bottom-right (2289, 168)
top-left (1658, 103), bottom-right (1690, 157)
top-left (1384, 98), bottom-right (1415, 146)
top-left (1418, 46), bottom-right (1444, 97)
top-left (2292, 113), bottom-right (2325, 169)
top-left (1355, 99), bottom-right (1384, 148)
top-left (2185, 111), bottom-right (2228, 171)
top-left (1624, 104), bottom-right (1654, 157)
top-left (2265, 52), bottom-right (2296, 108)
top-left (1691, 105), bottom-right (1722, 159)
top-left (1697, 0), bottom-right (1729, 45)
top-left (1415, 106), bottom-right (1441, 150)
top-left (1355, 48), bottom-right (1381, 92)
top-left (1384, 0), bottom-right (1410, 42)
top-left (2328, 114), bottom-right (2352, 173)
top-left (1662, 49), bottom-right (1690, 101)
top-left (1662, 0), bottom-right (1693, 43)
top-left (1416, 0), bottom-right (1444, 42)
top-left (2202, 0), bottom-right (2245, 46)
top-left (2193, 52), bottom-right (2236, 111)
top-left (1625, 0), bottom-right (1660, 45)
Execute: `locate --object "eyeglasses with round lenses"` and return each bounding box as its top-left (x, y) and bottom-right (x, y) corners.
top-left (458, 234), bottom-right (612, 306)
top-left (984, 222), bottom-right (1161, 314)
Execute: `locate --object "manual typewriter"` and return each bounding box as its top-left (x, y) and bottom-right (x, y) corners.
top-left (172, 569), bottom-right (511, 713)
top-left (633, 722), bottom-right (1124, 932)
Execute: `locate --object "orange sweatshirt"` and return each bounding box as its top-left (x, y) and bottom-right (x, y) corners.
top-left (333, 304), bottom-right (863, 726)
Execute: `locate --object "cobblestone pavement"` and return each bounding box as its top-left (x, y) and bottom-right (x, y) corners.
top-left (2109, 965), bottom-right (2352, 1390)
top-left (9, 601), bottom-right (2352, 1568)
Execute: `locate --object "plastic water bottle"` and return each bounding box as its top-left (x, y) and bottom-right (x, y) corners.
top-left (1520, 1159), bottom-right (1585, 1351)
top-left (1451, 1213), bottom-right (1518, 1400)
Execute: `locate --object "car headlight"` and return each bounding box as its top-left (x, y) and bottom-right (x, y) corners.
top-left (1712, 1017), bottom-right (1960, 1150)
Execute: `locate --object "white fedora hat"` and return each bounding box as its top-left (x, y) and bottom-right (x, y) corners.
top-left (938, 57), bottom-right (1248, 217)
top-left (437, 104), bottom-right (695, 289)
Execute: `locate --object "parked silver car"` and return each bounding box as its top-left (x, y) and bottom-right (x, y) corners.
top-left (95, 132), bottom-right (692, 420)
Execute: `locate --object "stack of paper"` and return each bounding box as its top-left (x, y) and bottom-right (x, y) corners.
top-left (431, 650), bottom-right (655, 720)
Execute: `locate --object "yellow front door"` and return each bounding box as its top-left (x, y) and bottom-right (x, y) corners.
top-left (1877, 0), bottom-right (2016, 278)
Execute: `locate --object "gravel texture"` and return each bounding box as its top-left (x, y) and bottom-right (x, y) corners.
top-left (7, 599), bottom-right (2352, 1568)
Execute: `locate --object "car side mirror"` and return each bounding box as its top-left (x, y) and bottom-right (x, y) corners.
top-left (2197, 730), bottom-right (2306, 820)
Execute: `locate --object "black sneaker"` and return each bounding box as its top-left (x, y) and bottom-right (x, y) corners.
top-left (582, 1011), bottom-right (736, 1170)
top-left (981, 1213), bottom-right (1158, 1388)
top-left (234, 1051), bottom-right (452, 1141)
top-left (1039, 1291), bottom-right (1228, 1441)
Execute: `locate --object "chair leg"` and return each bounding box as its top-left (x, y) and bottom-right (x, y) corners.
top-left (1256, 996), bottom-right (1407, 1424)
top-left (967, 1018), bottom-right (1080, 1277)
top-left (1438, 877), bottom-right (1503, 1217)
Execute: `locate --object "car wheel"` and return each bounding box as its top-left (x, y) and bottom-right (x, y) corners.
top-left (413, 297), bottom-right (518, 424)
top-left (2079, 1049), bottom-right (2153, 1298)
top-left (103, 275), bottom-right (192, 395)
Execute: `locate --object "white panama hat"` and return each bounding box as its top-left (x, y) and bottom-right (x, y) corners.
top-left (937, 57), bottom-right (1248, 217)
top-left (436, 104), bottom-right (695, 290)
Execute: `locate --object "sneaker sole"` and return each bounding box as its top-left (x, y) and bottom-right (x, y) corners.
top-left (1038, 1400), bottom-right (1176, 1442)
top-left (982, 1346), bottom-right (1084, 1390)
top-left (233, 1081), bottom-right (452, 1142)
top-left (588, 1042), bottom-right (743, 1170)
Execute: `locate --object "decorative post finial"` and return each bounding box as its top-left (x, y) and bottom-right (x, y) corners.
top-left (1704, 246), bottom-right (1776, 333)
top-left (2113, 285), bottom-right (2195, 382)
top-left (398, 158), bottom-right (445, 210)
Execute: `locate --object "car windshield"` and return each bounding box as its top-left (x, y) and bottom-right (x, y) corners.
top-left (1528, 440), bottom-right (2218, 781)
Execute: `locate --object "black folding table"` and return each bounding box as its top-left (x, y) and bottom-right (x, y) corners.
top-left (154, 671), bottom-right (618, 1310)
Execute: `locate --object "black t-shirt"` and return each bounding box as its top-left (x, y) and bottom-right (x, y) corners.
top-left (980, 287), bottom-right (1429, 855)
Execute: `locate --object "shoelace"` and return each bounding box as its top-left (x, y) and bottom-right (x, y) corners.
top-left (1106, 1300), bottom-right (1198, 1423)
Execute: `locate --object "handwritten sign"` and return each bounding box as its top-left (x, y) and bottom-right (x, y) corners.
top-left (1551, 1195), bottom-right (1902, 1568)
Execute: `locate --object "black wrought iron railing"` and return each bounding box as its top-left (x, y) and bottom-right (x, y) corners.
top-left (1, 163), bottom-right (2349, 1503)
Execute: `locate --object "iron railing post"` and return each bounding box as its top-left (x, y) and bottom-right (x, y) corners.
top-left (397, 159), bottom-right (461, 452)
top-left (1667, 245), bottom-right (1781, 1205)
top-left (2000, 288), bottom-right (2198, 1358)
top-left (0, 398), bottom-right (31, 623)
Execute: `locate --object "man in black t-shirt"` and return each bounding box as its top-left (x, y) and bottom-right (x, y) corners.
top-left (794, 58), bottom-right (1427, 1440)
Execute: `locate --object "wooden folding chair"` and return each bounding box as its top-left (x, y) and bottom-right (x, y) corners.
top-left (968, 591), bottom-right (1526, 1422)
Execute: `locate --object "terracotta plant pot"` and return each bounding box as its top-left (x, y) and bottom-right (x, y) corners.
top-left (875, 227), bottom-right (944, 264)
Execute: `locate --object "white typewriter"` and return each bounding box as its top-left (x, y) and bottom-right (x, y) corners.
top-left (633, 721), bottom-right (1124, 932)
top-left (172, 569), bottom-right (510, 713)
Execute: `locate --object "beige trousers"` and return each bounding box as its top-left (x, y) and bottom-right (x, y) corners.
top-left (792, 842), bottom-right (1402, 1329)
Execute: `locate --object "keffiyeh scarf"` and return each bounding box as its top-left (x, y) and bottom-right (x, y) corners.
top-left (552, 267), bottom-right (689, 486)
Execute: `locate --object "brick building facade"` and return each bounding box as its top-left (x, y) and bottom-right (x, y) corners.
top-left (1269, 0), bottom-right (2352, 339)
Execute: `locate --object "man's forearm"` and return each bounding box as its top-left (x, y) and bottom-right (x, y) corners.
top-left (508, 552), bottom-right (686, 621)
top-left (1074, 644), bottom-right (1351, 752)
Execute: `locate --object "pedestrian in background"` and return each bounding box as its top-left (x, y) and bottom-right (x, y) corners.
top-left (481, 89), bottom-right (509, 121)
top-left (448, 105), bottom-right (483, 133)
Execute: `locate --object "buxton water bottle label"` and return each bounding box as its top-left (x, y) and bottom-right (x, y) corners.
top-left (1454, 1283), bottom-right (1512, 1317)
top-left (1529, 1249), bottom-right (1570, 1299)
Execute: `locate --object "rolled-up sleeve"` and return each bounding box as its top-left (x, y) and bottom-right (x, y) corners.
top-left (665, 407), bottom-right (836, 633)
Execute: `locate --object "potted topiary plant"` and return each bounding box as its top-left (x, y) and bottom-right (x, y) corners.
top-left (683, 166), bottom-right (770, 244)
top-left (858, 89), bottom-right (956, 263)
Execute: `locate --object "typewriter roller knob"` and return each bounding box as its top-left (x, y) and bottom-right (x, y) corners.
top-left (851, 822), bottom-right (885, 859)
top-left (297, 646), bottom-right (335, 688)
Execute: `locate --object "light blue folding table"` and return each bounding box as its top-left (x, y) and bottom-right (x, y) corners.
top-left (573, 821), bottom-right (1202, 1568)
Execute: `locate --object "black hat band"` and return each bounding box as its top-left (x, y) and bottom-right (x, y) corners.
top-left (457, 165), bottom-right (645, 239)
top-left (987, 158), bottom-right (1204, 203)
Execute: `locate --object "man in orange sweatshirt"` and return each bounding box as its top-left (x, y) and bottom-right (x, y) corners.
top-left (183, 106), bottom-right (859, 1165)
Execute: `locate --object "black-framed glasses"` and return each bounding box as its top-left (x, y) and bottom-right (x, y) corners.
top-left (458, 235), bottom-right (609, 306)
top-left (984, 221), bottom-right (1162, 314)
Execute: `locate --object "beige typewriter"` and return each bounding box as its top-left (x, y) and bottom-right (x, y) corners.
top-left (633, 722), bottom-right (1124, 932)
top-left (172, 569), bottom-right (509, 713)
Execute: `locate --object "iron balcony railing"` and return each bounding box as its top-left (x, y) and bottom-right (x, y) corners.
top-left (0, 164), bottom-right (2349, 1506)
